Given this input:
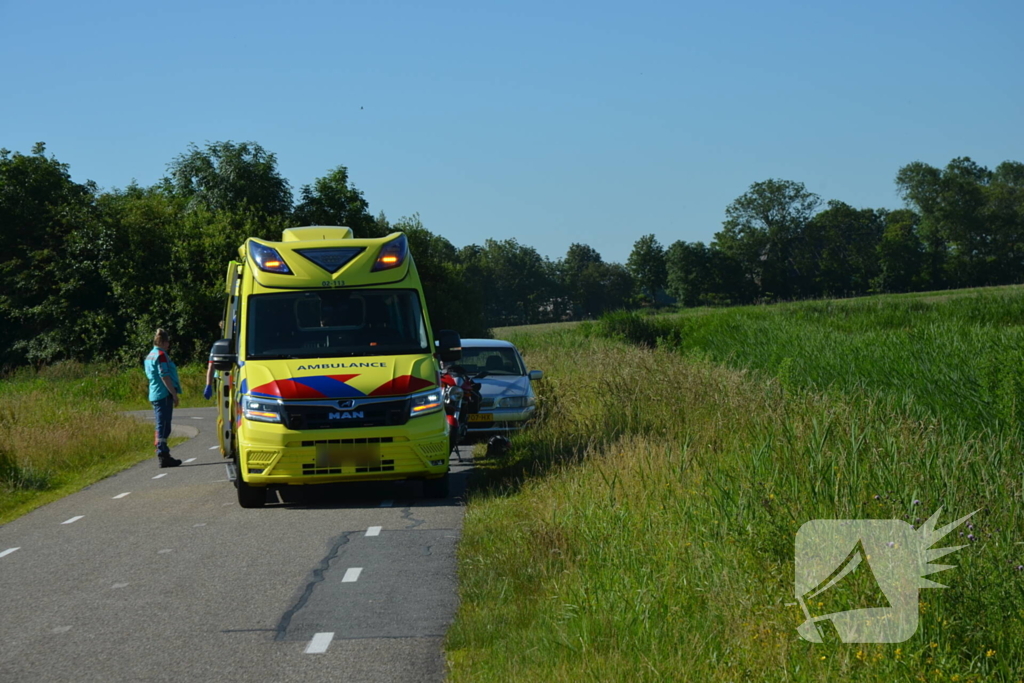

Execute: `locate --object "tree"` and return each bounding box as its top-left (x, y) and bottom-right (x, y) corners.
top-left (984, 162), bottom-right (1024, 284)
top-left (0, 143), bottom-right (109, 366)
top-left (796, 201), bottom-right (885, 297)
top-left (165, 141), bottom-right (292, 218)
top-left (714, 179), bottom-right (820, 301)
top-left (626, 234), bottom-right (667, 304)
top-left (573, 261), bottom-right (634, 318)
top-left (293, 165), bottom-right (384, 237)
top-left (462, 239), bottom-right (560, 326)
top-left (666, 241), bottom-right (713, 307)
top-left (873, 209), bottom-right (925, 293)
top-left (896, 158), bottom-right (1000, 288)
top-left (558, 243), bottom-right (605, 318)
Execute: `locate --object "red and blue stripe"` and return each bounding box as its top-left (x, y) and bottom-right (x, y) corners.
top-left (248, 374), bottom-right (436, 400)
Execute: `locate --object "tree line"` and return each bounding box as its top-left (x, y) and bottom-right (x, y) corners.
top-left (0, 141), bottom-right (635, 367)
top-left (2, 141), bottom-right (1022, 368)
top-left (660, 160), bottom-right (1024, 307)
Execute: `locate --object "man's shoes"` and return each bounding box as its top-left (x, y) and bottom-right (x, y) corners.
top-left (159, 456), bottom-right (182, 468)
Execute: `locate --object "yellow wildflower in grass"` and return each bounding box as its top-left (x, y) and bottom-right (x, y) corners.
top-left (895, 648), bottom-right (903, 661)
top-left (819, 656), bottom-right (826, 661)
top-left (986, 649), bottom-right (996, 658)
top-left (855, 650), bottom-right (864, 661)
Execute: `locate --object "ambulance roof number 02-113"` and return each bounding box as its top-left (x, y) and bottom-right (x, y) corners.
top-left (322, 280), bottom-right (346, 288)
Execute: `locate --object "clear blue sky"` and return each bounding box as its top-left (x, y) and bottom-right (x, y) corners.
top-left (2, 0), bottom-right (1021, 263)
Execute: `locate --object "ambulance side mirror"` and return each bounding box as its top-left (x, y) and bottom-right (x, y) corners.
top-left (436, 329), bottom-right (462, 363)
top-left (210, 338), bottom-right (237, 371)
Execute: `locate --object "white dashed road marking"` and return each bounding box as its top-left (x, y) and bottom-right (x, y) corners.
top-left (191, 416), bottom-right (204, 419)
top-left (113, 492), bottom-right (131, 499)
top-left (51, 626), bottom-right (72, 634)
top-left (61, 516), bottom-right (84, 525)
top-left (366, 526), bottom-right (382, 537)
top-left (184, 458), bottom-right (196, 463)
top-left (305, 632), bottom-right (334, 654)
top-left (0, 548), bottom-right (20, 559)
top-left (112, 583), bottom-right (129, 589)
top-left (153, 473), bottom-right (167, 479)
top-left (380, 500), bottom-right (393, 507)
top-left (342, 568), bottom-right (362, 583)
top-left (209, 446), bottom-right (219, 450)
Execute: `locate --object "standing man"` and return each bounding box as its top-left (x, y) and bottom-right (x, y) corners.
top-left (145, 328), bottom-right (182, 468)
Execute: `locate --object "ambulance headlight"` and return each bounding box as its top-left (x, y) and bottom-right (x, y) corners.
top-left (242, 395), bottom-right (284, 423)
top-left (410, 388), bottom-right (443, 417)
top-left (372, 234), bottom-right (408, 272)
top-left (249, 241), bottom-right (293, 274)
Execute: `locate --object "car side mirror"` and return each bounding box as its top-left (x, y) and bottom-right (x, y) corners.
top-left (210, 338), bottom-right (237, 371)
top-left (436, 329), bottom-right (462, 363)
top-left (528, 370), bottom-right (543, 381)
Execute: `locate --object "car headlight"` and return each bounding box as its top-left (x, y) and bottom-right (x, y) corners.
top-left (410, 388), bottom-right (443, 417)
top-left (242, 395), bottom-right (284, 423)
top-left (498, 396), bottom-right (536, 409)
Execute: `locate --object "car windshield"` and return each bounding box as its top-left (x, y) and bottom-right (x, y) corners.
top-left (457, 347), bottom-right (526, 376)
top-left (245, 289), bottom-right (430, 360)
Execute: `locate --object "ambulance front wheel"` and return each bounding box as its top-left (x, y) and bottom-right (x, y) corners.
top-left (237, 477), bottom-right (267, 508)
top-left (423, 472), bottom-right (449, 499)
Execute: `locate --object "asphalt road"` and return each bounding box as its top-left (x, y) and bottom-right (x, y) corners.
top-left (0, 407), bottom-right (473, 683)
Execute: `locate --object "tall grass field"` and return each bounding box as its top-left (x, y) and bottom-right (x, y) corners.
top-left (0, 361), bottom-right (210, 523)
top-left (447, 289), bottom-right (1024, 682)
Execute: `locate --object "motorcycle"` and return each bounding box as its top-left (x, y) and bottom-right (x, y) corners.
top-left (440, 363), bottom-right (486, 461)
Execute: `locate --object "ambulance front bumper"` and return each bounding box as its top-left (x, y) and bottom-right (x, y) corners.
top-left (237, 411), bottom-right (449, 485)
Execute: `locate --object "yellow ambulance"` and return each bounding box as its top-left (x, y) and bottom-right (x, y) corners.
top-left (209, 226), bottom-right (461, 507)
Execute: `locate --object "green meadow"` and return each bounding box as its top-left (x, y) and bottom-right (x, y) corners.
top-left (447, 289), bottom-right (1024, 682)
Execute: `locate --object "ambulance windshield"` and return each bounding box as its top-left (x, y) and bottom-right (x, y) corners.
top-left (245, 289), bottom-right (430, 359)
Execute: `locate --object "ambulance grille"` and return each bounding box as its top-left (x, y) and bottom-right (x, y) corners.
top-left (419, 442), bottom-right (447, 456)
top-left (300, 459), bottom-right (396, 475)
top-left (300, 437), bottom-right (394, 447)
top-left (285, 399), bottom-right (410, 430)
top-left (246, 450), bottom-right (278, 466)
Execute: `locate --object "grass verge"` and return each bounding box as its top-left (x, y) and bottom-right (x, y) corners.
top-left (446, 325), bottom-right (1022, 682)
top-left (0, 361), bottom-right (209, 524)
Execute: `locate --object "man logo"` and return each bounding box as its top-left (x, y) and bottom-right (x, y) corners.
top-left (794, 508), bottom-right (975, 643)
top-left (338, 399), bottom-right (356, 410)
top-left (328, 411), bottom-right (364, 420)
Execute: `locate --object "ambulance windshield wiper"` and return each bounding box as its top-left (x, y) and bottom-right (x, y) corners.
top-left (250, 354), bottom-right (302, 360)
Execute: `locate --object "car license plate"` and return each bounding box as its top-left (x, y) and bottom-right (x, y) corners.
top-left (467, 413), bottom-right (493, 422)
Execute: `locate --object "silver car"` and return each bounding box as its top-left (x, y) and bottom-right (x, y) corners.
top-left (456, 339), bottom-right (543, 434)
